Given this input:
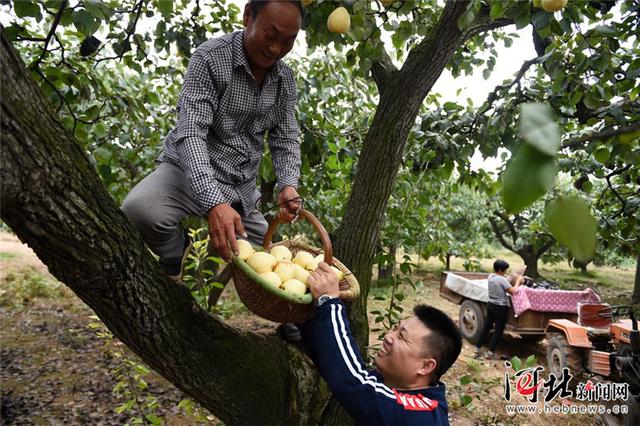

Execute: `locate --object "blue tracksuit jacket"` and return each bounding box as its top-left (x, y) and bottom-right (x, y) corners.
top-left (300, 299), bottom-right (450, 425)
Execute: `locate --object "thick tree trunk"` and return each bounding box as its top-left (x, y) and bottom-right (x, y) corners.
top-left (0, 32), bottom-right (333, 426)
top-left (632, 254), bottom-right (640, 305)
top-left (518, 246), bottom-right (540, 279)
top-left (573, 259), bottom-right (588, 274)
top-left (333, 0), bottom-right (472, 343)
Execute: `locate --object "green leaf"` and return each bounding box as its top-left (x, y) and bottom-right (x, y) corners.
top-left (145, 414), bottom-right (163, 426)
top-left (544, 195), bottom-right (597, 263)
top-left (511, 356), bottom-right (522, 371)
top-left (568, 91), bottom-right (582, 106)
top-left (72, 9), bottom-right (100, 36)
top-left (460, 395), bottom-right (472, 406)
top-left (525, 354), bottom-right (537, 368)
top-left (457, 7), bottom-right (475, 30)
top-left (490, 2), bottom-right (504, 19)
top-left (154, 0), bottom-right (174, 18)
top-left (502, 144), bottom-right (558, 214)
top-left (14, 1), bottom-right (41, 19)
top-left (459, 375), bottom-right (472, 385)
top-left (519, 103), bottom-right (561, 157)
top-left (593, 147), bottom-right (610, 163)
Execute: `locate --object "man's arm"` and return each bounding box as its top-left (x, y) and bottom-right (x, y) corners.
top-left (302, 264), bottom-right (399, 425)
top-left (268, 69), bottom-right (301, 222)
top-left (174, 49), bottom-right (225, 215)
top-left (505, 275), bottom-right (523, 295)
top-left (174, 49), bottom-right (245, 260)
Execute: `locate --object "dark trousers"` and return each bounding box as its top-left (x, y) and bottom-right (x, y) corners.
top-left (476, 303), bottom-right (510, 352)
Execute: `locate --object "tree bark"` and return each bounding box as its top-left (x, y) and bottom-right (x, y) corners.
top-left (333, 0), bottom-right (474, 346)
top-left (1, 32), bottom-right (333, 426)
top-left (632, 254), bottom-right (640, 305)
top-left (517, 246), bottom-right (540, 279)
top-left (573, 259), bottom-right (588, 274)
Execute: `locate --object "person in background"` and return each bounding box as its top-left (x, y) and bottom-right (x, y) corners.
top-left (474, 259), bottom-right (523, 360)
top-left (301, 262), bottom-right (462, 425)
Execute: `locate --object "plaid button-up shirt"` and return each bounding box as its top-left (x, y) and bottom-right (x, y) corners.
top-left (159, 31), bottom-right (301, 216)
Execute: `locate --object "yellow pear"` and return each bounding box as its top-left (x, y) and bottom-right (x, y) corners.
top-left (292, 250), bottom-right (314, 267)
top-left (327, 7), bottom-right (350, 33)
top-left (270, 245), bottom-right (292, 261)
top-left (260, 271), bottom-right (282, 288)
top-left (331, 266), bottom-right (344, 281)
top-left (541, 0), bottom-right (567, 12)
top-left (236, 239), bottom-right (254, 260)
top-left (293, 263), bottom-right (310, 284)
top-left (305, 260), bottom-right (320, 272)
top-left (274, 260), bottom-right (296, 282)
top-left (282, 279), bottom-right (307, 296)
top-left (246, 251), bottom-right (276, 274)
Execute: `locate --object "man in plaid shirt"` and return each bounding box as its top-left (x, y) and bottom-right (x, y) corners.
top-left (122, 0), bottom-right (304, 281)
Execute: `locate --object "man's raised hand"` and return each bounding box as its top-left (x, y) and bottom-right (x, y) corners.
top-left (208, 204), bottom-right (247, 262)
top-left (277, 186), bottom-right (301, 223)
top-left (307, 262), bottom-right (339, 299)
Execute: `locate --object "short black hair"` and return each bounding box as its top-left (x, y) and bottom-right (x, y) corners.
top-left (493, 259), bottom-right (509, 273)
top-left (413, 305), bottom-right (462, 382)
top-left (249, 0), bottom-right (304, 18)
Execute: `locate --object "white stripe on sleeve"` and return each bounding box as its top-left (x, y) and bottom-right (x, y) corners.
top-left (330, 304), bottom-right (396, 399)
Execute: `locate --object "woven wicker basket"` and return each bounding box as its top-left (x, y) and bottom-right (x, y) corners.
top-left (232, 209), bottom-right (359, 323)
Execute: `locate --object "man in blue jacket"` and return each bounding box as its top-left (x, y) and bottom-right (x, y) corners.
top-left (301, 262), bottom-right (462, 425)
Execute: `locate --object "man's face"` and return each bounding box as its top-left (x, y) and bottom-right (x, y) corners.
top-left (374, 316), bottom-right (435, 386)
top-left (243, 2), bottom-right (301, 72)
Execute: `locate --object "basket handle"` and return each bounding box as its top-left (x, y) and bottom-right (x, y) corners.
top-left (263, 209), bottom-right (333, 265)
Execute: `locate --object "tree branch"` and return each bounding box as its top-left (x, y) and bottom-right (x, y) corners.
top-left (469, 55), bottom-right (546, 134)
top-left (29, 0), bottom-right (68, 70)
top-left (536, 236), bottom-right (555, 257)
top-left (399, 0), bottom-right (470, 93)
top-left (495, 210), bottom-right (518, 243)
top-left (94, 0), bottom-right (145, 66)
top-left (371, 47), bottom-right (398, 94)
top-left (605, 165), bottom-right (631, 216)
top-left (462, 17), bottom-right (513, 41)
top-left (488, 216), bottom-right (515, 252)
top-left (562, 121), bottom-right (640, 150)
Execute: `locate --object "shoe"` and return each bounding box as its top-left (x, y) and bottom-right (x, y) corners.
top-left (499, 354), bottom-right (511, 361)
top-left (277, 323), bottom-right (302, 343)
top-left (473, 348), bottom-right (483, 359)
top-left (161, 230), bottom-right (193, 282)
top-left (485, 351), bottom-right (497, 360)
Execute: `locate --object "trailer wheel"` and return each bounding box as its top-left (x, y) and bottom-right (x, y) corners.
top-left (459, 300), bottom-right (485, 344)
top-left (546, 333), bottom-right (583, 377)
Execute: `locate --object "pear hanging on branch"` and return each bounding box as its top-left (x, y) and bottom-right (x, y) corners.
top-left (327, 6), bottom-right (350, 33)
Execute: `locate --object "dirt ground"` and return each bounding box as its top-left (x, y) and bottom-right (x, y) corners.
top-left (0, 232), bottom-right (625, 425)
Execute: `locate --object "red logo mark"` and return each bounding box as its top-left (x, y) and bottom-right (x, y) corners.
top-left (393, 389), bottom-right (438, 412)
top-left (516, 372), bottom-right (542, 396)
